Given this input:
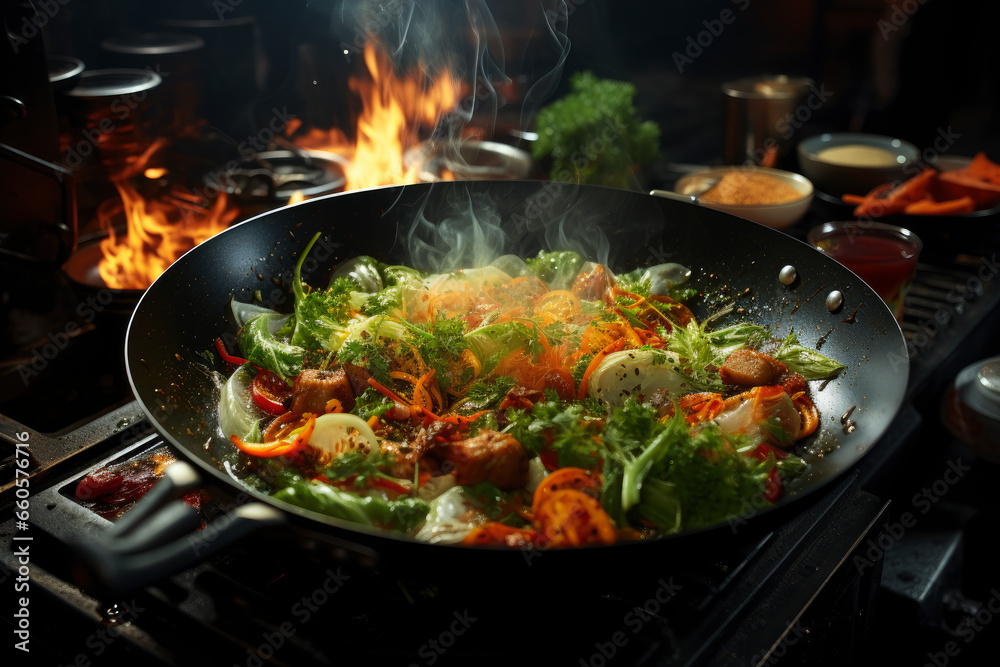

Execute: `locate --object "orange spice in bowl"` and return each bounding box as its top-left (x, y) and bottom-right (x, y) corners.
top-left (700, 171), bottom-right (804, 205)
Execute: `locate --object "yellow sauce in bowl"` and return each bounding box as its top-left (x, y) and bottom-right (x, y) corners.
top-left (816, 144), bottom-right (900, 167)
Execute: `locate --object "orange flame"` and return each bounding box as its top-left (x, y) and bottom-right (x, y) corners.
top-left (98, 180), bottom-right (238, 290)
top-left (296, 44), bottom-right (461, 190)
top-left (287, 190), bottom-right (305, 205)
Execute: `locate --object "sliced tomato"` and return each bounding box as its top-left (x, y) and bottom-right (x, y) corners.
top-left (252, 369), bottom-right (292, 415)
top-left (541, 368), bottom-right (575, 401)
top-left (763, 466), bottom-right (782, 503)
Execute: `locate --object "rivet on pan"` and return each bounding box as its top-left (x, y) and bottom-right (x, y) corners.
top-left (778, 265), bottom-right (797, 285)
top-left (826, 290), bottom-right (844, 312)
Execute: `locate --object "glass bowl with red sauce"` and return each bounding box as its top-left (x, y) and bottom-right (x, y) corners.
top-left (807, 221), bottom-right (922, 321)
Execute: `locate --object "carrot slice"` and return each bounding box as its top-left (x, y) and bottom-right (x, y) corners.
top-left (903, 196), bottom-right (976, 216)
top-left (853, 168), bottom-right (937, 218)
top-left (531, 467), bottom-right (603, 515)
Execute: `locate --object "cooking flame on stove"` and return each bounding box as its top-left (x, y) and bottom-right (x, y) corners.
top-left (295, 44), bottom-right (462, 189)
top-left (287, 190), bottom-right (306, 205)
top-left (98, 179), bottom-right (238, 290)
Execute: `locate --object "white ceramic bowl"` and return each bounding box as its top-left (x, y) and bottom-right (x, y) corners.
top-left (672, 165), bottom-right (813, 230)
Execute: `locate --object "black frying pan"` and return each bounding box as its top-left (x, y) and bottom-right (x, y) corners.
top-left (78, 180), bottom-right (910, 593)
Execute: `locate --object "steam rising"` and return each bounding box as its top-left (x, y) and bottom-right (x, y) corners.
top-left (396, 182), bottom-right (656, 276)
top-left (406, 185), bottom-right (507, 271)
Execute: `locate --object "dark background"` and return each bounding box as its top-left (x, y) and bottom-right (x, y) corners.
top-left (29, 0), bottom-right (1000, 169)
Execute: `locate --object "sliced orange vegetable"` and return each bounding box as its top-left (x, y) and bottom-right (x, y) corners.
top-left (853, 169), bottom-right (936, 218)
top-left (531, 467), bottom-right (602, 515)
top-left (535, 290), bottom-right (582, 319)
top-left (935, 171), bottom-right (1000, 209)
top-left (532, 489), bottom-right (617, 547)
top-left (793, 393), bottom-right (820, 439)
top-left (903, 196), bottom-right (976, 216)
top-left (962, 152), bottom-right (1000, 184)
top-left (679, 391), bottom-right (726, 425)
top-left (232, 414), bottom-right (316, 458)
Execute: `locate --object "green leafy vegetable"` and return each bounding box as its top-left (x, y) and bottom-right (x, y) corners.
top-left (237, 314), bottom-right (306, 382)
top-left (456, 375), bottom-right (517, 413)
top-left (525, 250), bottom-right (584, 290)
top-left (532, 71), bottom-right (660, 189)
top-left (273, 473), bottom-right (429, 532)
top-left (506, 399), bottom-right (605, 470)
top-left (773, 332), bottom-right (847, 380)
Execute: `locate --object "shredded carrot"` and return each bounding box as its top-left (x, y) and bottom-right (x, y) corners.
top-left (325, 398), bottom-right (344, 413)
top-left (390, 370), bottom-right (420, 384)
top-left (367, 377), bottom-right (411, 407)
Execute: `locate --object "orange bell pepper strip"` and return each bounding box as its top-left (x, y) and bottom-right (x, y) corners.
top-left (853, 168), bottom-right (937, 218)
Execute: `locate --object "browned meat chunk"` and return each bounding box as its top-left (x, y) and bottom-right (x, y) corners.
top-left (719, 348), bottom-right (788, 387)
top-left (379, 441), bottom-right (421, 479)
top-left (344, 363), bottom-right (373, 396)
top-left (290, 367), bottom-right (355, 415)
top-left (499, 385), bottom-right (546, 411)
top-left (428, 431), bottom-right (529, 491)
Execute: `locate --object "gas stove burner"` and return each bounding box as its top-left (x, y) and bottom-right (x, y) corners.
top-left (204, 148), bottom-right (347, 206)
top-left (412, 139), bottom-right (535, 182)
top-left (61, 236), bottom-right (144, 316)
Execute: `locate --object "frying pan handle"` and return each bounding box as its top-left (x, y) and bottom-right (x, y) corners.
top-left (73, 462), bottom-right (286, 596)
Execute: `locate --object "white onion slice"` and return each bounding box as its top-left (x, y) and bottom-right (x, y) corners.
top-left (309, 413), bottom-right (379, 456)
top-left (218, 364), bottom-right (266, 440)
top-left (588, 349), bottom-right (689, 410)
